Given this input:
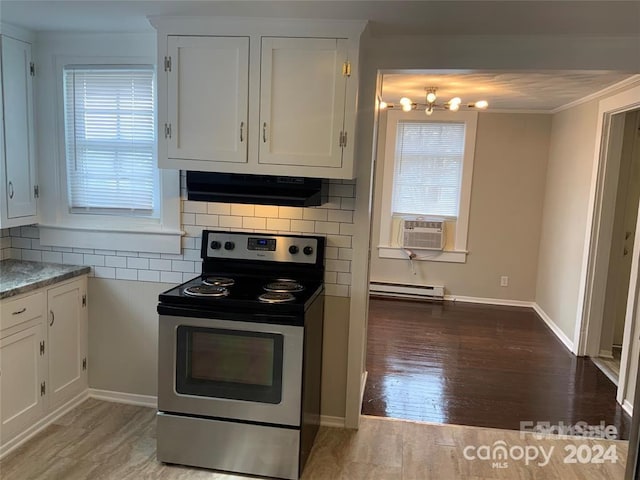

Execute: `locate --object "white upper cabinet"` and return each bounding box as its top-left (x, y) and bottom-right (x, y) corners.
top-left (259, 38), bottom-right (347, 169)
top-left (151, 17), bottom-right (365, 179)
top-left (0, 33), bottom-right (38, 227)
top-left (167, 36), bottom-right (249, 164)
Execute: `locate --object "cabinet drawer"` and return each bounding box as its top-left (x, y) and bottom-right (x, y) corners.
top-left (0, 292), bottom-right (45, 332)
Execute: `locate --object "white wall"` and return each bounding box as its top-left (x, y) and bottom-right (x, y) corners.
top-left (370, 111), bottom-right (551, 301)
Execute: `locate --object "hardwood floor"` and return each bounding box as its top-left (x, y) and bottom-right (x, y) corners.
top-left (0, 399), bottom-right (628, 479)
top-left (362, 298), bottom-right (632, 440)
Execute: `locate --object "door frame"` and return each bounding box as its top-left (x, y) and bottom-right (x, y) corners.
top-left (575, 83), bottom-right (640, 408)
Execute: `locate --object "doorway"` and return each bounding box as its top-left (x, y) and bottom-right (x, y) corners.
top-left (593, 110), bottom-right (640, 387)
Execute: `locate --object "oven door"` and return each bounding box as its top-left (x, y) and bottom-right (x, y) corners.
top-left (158, 313), bottom-right (303, 427)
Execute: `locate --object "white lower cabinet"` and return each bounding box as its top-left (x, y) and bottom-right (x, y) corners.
top-left (0, 275), bottom-right (88, 453)
top-left (0, 322), bottom-right (46, 444)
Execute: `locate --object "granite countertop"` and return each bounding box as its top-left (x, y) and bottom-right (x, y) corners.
top-left (0, 259), bottom-right (91, 300)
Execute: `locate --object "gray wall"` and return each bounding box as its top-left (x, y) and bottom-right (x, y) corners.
top-left (370, 111), bottom-right (551, 300)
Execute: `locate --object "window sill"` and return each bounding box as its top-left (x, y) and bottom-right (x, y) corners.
top-left (377, 246), bottom-right (467, 263)
top-left (39, 224), bottom-right (183, 254)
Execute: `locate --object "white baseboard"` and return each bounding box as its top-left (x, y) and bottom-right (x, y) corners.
top-left (590, 357), bottom-right (619, 386)
top-left (88, 388), bottom-right (158, 408)
top-left (360, 371), bottom-right (368, 407)
top-left (598, 349), bottom-right (614, 359)
top-left (444, 295), bottom-right (534, 308)
top-left (0, 390), bottom-right (89, 460)
top-left (623, 399), bottom-right (634, 417)
top-left (532, 303), bottom-right (575, 353)
top-left (320, 415), bottom-right (345, 428)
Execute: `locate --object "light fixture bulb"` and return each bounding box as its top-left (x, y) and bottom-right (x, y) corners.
top-left (448, 103), bottom-right (460, 112)
top-left (379, 101), bottom-right (388, 110)
top-left (450, 97), bottom-right (461, 105)
top-left (426, 91), bottom-right (437, 104)
top-left (425, 106), bottom-right (433, 116)
top-left (402, 103), bottom-right (413, 112)
top-left (399, 97), bottom-right (412, 106)
top-left (474, 100), bottom-right (489, 109)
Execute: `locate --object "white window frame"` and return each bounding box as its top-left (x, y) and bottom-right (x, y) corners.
top-left (39, 56), bottom-right (182, 254)
top-left (377, 109), bottom-right (478, 263)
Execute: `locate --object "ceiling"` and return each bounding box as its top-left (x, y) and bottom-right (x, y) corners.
top-left (381, 71), bottom-right (637, 111)
top-left (1, 1), bottom-right (639, 36)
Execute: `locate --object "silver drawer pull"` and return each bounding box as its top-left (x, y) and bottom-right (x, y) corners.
top-left (8, 181), bottom-right (14, 199)
top-left (49, 310), bottom-right (55, 326)
top-left (12, 307), bottom-right (26, 315)
top-left (240, 121), bottom-right (244, 142)
top-left (263, 122), bottom-right (267, 143)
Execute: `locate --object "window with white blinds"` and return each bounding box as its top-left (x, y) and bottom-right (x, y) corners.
top-left (392, 121), bottom-right (466, 217)
top-left (63, 66), bottom-right (157, 216)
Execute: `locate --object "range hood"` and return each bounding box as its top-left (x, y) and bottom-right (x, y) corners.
top-left (186, 171), bottom-right (324, 207)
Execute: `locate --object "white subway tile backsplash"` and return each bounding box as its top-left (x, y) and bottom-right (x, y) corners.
top-left (105, 256), bottom-right (127, 268)
top-left (150, 259), bottom-right (172, 271)
top-left (138, 270), bottom-right (160, 282)
top-left (231, 204), bottom-right (255, 216)
top-left (326, 259), bottom-right (350, 273)
top-left (84, 254), bottom-right (105, 267)
top-left (242, 217), bottom-right (266, 230)
top-left (127, 257), bottom-right (150, 270)
top-left (314, 222), bottom-right (340, 235)
top-left (278, 206), bottom-right (303, 219)
top-left (290, 220), bottom-right (315, 233)
top-left (21, 249), bottom-right (42, 262)
top-left (303, 208), bottom-right (328, 221)
top-left (183, 200), bottom-right (207, 214)
top-left (42, 251), bottom-right (63, 263)
top-left (172, 260), bottom-right (195, 273)
top-left (116, 268), bottom-right (138, 281)
top-left (11, 237), bottom-right (31, 249)
top-left (181, 213), bottom-right (196, 225)
top-left (254, 205), bottom-right (279, 218)
top-left (266, 218), bottom-right (290, 231)
top-left (6, 178), bottom-right (355, 298)
top-left (207, 203), bottom-right (231, 215)
top-left (219, 216), bottom-right (243, 228)
top-left (93, 266), bottom-right (116, 279)
top-left (196, 214), bottom-right (219, 226)
top-left (62, 253), bottom-right (84, 265)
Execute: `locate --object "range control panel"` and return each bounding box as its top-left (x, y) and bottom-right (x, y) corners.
top-left (204, 231), bottom-right (321, 265)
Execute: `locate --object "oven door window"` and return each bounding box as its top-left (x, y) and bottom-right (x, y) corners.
top-left (176, 326), bottom-right (284, 404)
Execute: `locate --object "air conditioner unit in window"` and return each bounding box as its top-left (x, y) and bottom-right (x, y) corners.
top-left (400, 217), bottom-right (445, 250)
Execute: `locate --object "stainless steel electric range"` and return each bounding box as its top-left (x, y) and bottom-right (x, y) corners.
top-left (157, 230), bottom-right (325, 480)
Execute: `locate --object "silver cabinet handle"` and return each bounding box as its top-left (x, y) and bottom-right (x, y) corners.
top-left (12, 307), bottom-right (26, 315)
top-left (263, 122), bottom-right (267, 143)
top-left (240, 121), bottom-right (244, 142)
top-left (8, 181), bottom-right (14, 199)
top-left (49, 310), bottom-right (55, 326)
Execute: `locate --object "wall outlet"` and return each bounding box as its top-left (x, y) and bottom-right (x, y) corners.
top-left (500, 276), bottom-right (509, 287)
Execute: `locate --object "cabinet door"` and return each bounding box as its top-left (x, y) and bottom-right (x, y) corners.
top-left (1, 36), bottom-right (37, 219)
top-left (259, 37), bottom-right (348, 169)
top-left (47, 279), bottom-right (87, 410)
top-left (167, 36), bottom-right (249, 163)
top-left (0, 322), bottom-right (46, 444)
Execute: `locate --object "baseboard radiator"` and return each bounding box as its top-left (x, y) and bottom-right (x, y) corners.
top-left (369, 281), bottom-right (445, 301)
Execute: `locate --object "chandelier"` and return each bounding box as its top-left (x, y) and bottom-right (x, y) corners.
top-left (380, 87), bottom-right (489, 116)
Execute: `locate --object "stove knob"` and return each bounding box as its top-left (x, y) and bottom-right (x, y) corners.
top-left (289, 245), bottom-right (299, 255)
top-left (224, 241), bottom-right (235, 251)
top-left (303, 246), bottom-right (314, 256)
top-left (210, 240), bottom-right (222, 250)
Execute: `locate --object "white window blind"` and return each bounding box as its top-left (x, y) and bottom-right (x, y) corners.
top-left (63, 66), bottom-right (157, 215)
top-left (392, 121), bottom-right (466, 217)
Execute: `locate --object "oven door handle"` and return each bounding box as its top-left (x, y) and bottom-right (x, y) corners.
top-left (157, 303), bottom-right (301, 326)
